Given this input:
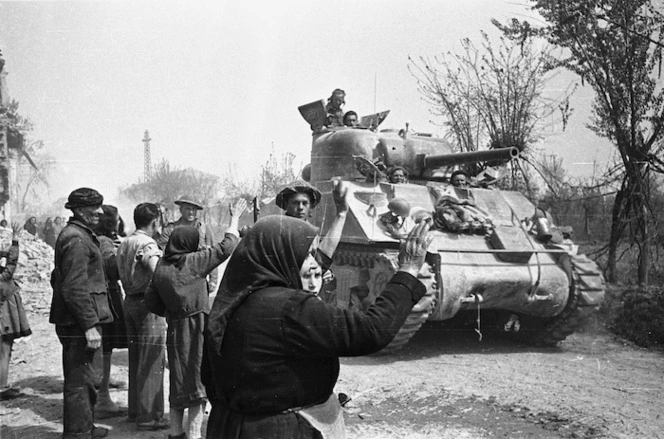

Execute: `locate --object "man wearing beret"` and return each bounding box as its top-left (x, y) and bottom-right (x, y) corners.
top-left (50, 187), bottom-right (112, 439)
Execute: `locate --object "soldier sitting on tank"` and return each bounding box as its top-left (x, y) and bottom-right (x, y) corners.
top-left (324, 88), bottom-right (346, 127)
top-left (450, 169), bottom-right (470, 188)
top-left (343, 110), bottom-right (360, 127)
top-left (387, 166), bottom-right (409, 184)
top-left (275, 179), bottom-right (349, 304)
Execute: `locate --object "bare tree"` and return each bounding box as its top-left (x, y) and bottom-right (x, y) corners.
top-left (409, 29), bottom-right (574, 162)
top-left (497, 0), bottom-right (664, 284)
top-left (220, 150), bottom-right (299, 201)
top-left (121, 159), bottom-right (221, 214)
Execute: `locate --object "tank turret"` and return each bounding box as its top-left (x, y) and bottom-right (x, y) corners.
top-left (309, 126), bottom-right (517, 183)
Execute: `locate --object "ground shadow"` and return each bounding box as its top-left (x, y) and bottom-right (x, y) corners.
top-left (12, 374), bottom-right (63, 395)
top-left (342, 322), bottom-right (568, 365)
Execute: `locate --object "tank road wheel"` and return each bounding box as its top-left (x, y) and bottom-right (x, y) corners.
top-left (508, 254), bottom-right (604, 347)
top-left (379, 261), bottom-right (438, 354)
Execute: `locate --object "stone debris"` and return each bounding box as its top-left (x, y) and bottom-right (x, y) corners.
top-left (2, 229), bottom-right (56, 312)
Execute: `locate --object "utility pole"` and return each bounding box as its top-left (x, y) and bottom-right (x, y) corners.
top-left (142, 130), bottom-right (152, 182)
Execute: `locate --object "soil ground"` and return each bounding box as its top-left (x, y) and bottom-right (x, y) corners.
top-left (1, 298), bottom-right (663, 439)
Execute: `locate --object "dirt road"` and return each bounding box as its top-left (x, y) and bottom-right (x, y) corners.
top-left (1, 301), bottom-right (662, 439)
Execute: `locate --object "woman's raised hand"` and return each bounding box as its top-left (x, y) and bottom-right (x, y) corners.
top-left (397, 218), bottom-right (432, 278)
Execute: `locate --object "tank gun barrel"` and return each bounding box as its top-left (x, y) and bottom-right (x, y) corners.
top-left (418, 147), bottom-right (519, 169)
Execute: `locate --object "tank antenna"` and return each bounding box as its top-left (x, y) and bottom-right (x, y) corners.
top-left (373, 72), bottom-right (377, 113)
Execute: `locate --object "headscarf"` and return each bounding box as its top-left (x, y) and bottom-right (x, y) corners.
top-left (23, 217), bottom-right (37, 235)
top-left (207, 215), bottom-right (319, 354)
top-left (95, 205), bottom-right (120, 239)
top-left (164, 226), bottom-right (199, 268)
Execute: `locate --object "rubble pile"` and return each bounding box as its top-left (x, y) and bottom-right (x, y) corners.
top-left (14, 232), bottom-right (54, 312)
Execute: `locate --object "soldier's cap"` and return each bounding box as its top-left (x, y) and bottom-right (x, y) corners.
top-left (276, 180), bottom-right (322, 209)
top-left (174, 196), bottom-right (204, 210)
top-left (64, 187), bottom-right (104, 210)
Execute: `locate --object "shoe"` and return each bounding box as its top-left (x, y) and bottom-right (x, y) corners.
top-left (136, 418), bottom-right (170, 431)
top-left (92, 426), bottom-right (109, 438)
top-left (168, 434), bottom-right (187, 439)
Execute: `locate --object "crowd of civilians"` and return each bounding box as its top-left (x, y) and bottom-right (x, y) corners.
top-left (3, 179), bottom-right (432, 439)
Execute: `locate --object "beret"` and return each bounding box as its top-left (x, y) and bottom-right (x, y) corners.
top-left (64, 187), bottom-right (104, 210)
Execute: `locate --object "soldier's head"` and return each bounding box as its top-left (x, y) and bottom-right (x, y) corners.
top-left (388, 166), bottom-right (408, 184)
top-left (65, 187), bottom-right (104, 228)
top-left (174, 196), bottom-right (204, 223)
top-left (276, 181), bottom-right (322, 222)
top-left (343, 111), bottom-right (359, 127)
top-left (451, 170), bottom-right (469, 188)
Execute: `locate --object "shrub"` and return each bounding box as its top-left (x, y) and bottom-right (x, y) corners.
top-left (604, 286), bottom-right (664, 349)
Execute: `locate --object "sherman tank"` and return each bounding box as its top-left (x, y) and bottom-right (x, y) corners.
top-left (291, 101), bottom-right (605, 352)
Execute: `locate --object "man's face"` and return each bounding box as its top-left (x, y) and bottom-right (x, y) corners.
top-left (179, 204), bottom-right (198, 222)
top-left (390, 170), bottom-right (406, 184)
top-left (344, 114), bottom-right (359, 127)
top-left (451, 174), bottom-right (468, 188)
top-left (285, 193), bottom-right (311, 221)
top-left (77, 205), bottom-right (103, 227)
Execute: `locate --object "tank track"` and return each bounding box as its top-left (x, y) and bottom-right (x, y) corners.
top-left (506, 254), bottom-right (605, 346)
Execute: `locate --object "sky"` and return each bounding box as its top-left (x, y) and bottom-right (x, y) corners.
top-left (0, 0), bottom-right (614, 209)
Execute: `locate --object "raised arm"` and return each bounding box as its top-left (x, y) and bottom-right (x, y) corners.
top-left (190, 198), bottom-right (247, 276)
top-left (318, 178), bottom-right (348, 260)
top-left (285, 220), bottom-right (432, 357)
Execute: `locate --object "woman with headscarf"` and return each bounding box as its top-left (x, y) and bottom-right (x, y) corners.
top-left (43, 217), bottom-right (57, 248)
top-left (23, 216), bottom-right (38, 238)
top-left (145, 199), bottom-right (246, 439)
top-left (204, 214), bottom-right (432, 438)
top-left (94, 205), bottom-right (128, 418)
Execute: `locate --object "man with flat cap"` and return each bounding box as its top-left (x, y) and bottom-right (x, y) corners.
top-left (50, 187), bottom-right (111, 438)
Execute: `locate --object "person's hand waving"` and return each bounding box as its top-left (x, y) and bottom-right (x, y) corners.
top-left (397, 218), bottom-right (432, 277)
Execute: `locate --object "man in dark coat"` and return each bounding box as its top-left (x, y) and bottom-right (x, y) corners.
top-left (50, 187), bottom-right (112, 439)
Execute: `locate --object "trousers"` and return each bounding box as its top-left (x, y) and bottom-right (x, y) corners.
top-left (124, 295), bottom-right (166, 423)
top-left (56, 325), bottom-right (103, 438)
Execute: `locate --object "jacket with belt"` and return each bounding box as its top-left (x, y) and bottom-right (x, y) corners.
top-left (49, 218), bottom-right (112, 329)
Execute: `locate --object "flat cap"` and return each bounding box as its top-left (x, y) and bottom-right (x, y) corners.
top-left (174, 195), bottom-right (204, 210)
top-left (65, 187), bottom-right (104, 210)
top-left (276, 180), bottom-right (322, 210)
